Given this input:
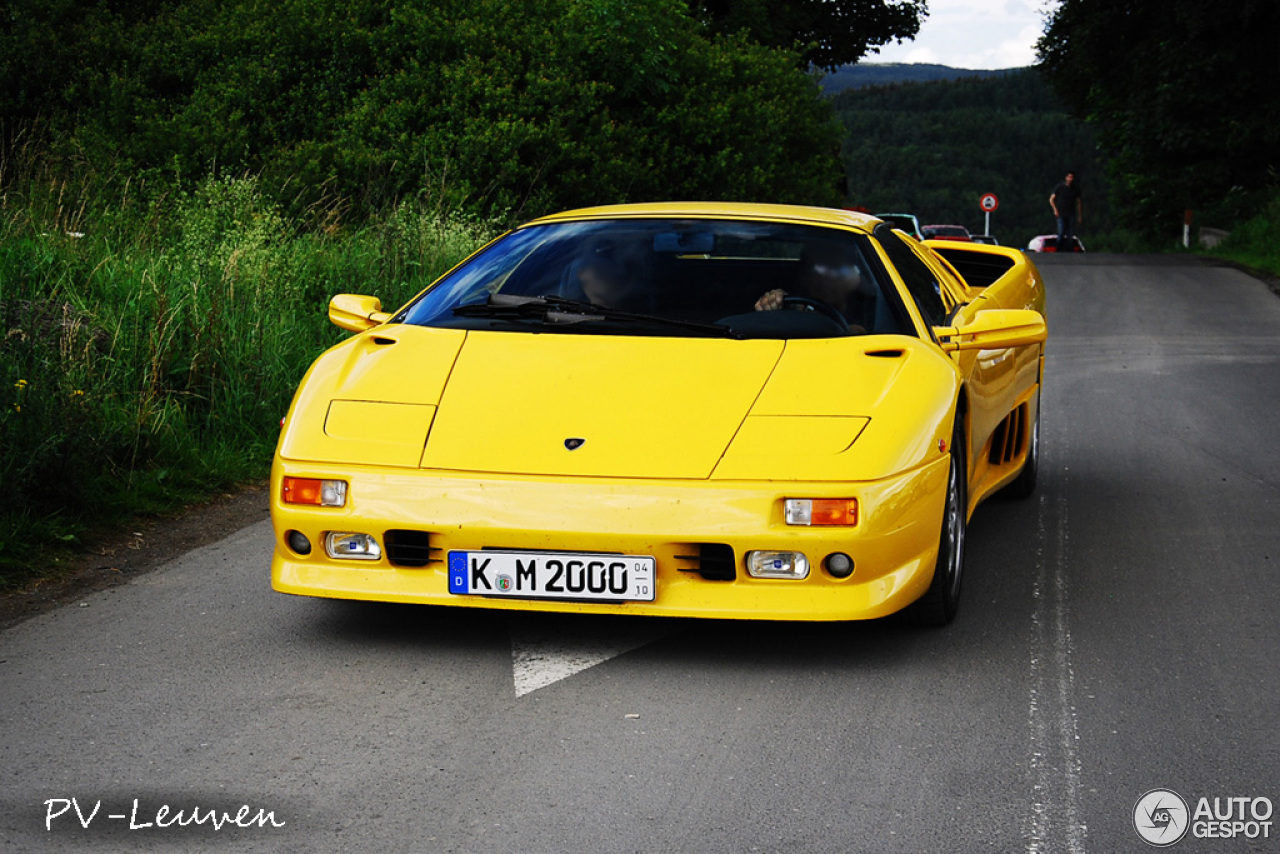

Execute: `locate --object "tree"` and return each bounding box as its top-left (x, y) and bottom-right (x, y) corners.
top-left (331, 0), bottom-right (845, 216)
top-left (1037, 0), bottom-right (1280, 231)
top-left (39, 0), bottom-right (845, 219)
top-left (691, 0), bottom-right (927, 69)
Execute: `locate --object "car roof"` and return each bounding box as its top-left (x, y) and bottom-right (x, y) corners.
top-left (526, 202), bottom-right (881, 234)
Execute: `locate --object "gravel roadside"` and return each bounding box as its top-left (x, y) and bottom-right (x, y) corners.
top-left (0, 482), bottom-right (270, 630)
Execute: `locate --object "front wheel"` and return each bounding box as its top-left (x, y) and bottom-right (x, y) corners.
top-left (909, 421), bottom-right (968, 626)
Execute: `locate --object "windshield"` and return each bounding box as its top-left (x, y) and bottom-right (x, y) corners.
top-left (395, 218), bottom-right (913, 339)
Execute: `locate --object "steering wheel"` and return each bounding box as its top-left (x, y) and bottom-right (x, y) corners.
top-left (781, 295), bottom-right (850, 332)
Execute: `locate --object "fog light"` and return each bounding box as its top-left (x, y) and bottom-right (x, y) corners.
top-left (287, 530), bottom-right (312, 555)
top-left (746, 551), bottom-right (809, 579)
top-left (325, 532), bottom-right (382, 561)
top-left (824, 552), bottom-right (854, 579)
top-left (784, 498), bottom-right (857, 526)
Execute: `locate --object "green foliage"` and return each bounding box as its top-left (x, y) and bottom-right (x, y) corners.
top-left (1211, 191), bottom-right (1280, 278)
top-left (1038, 0), bottom-right (1280, 236)
top-left (692, 0), bottom-right (927, 69)
top-left (318, 0), bottom-right (845, 216)
top-left (5, 0), bottom-right (845, 222)
top-left (0, 171), bottom-right (494, 587)
top-left (833, 69), bottom-right (1112, 251)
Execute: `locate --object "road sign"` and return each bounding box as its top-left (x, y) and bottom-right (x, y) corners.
top-left (980, 193), bottom-right (999, 212)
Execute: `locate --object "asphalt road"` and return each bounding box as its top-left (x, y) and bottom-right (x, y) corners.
top-left (3, 254), bottom-right (1278, 853)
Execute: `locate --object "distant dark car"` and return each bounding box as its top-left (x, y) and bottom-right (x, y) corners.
top-left (921, 224), bottom-right (972, 242)
top-left (873, 213), bottom-right (923, 240)
top-left (1027, 235), bottom-right (1085, 253)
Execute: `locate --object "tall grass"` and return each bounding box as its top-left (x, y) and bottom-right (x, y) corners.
top-left (0, 166), bottom-right (494, 587)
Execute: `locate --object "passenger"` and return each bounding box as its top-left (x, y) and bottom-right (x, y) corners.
top-left (564, 239), bottom-right (649, 311)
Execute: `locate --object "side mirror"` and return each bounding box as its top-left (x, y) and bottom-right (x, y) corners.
top-left (934, 309), bottom-right (1046, 352)
top-left (329, 294), bottom-right (392, 333)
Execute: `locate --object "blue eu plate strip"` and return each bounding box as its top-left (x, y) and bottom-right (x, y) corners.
top-left (448, 552), bottom-right (469, 594)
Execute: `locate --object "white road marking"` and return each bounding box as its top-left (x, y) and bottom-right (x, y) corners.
top-left (1026, 463), bottom-right (1088, 853)
top-left (509, 617), bottom-right (674, 697)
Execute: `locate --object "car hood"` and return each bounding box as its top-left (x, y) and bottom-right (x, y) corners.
top-left (421, 332), bottom-right (784, 479)
top-left (279, 326), bottom-right (957, 481)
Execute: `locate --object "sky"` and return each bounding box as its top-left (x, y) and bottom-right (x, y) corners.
top-left (866, 0), bottom-right (1059, 70)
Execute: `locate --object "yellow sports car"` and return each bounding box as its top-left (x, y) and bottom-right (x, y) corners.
top-left (271, 203), bottom-right (1046, 625)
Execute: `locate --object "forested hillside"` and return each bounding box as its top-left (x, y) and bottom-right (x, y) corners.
top-left (834, 68), bottom-right (1110, 250)
top-left (819, 62), bottom-right (1008, 95)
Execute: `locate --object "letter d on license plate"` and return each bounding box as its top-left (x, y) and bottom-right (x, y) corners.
top-left (448, 551), bottom-right (656, 602)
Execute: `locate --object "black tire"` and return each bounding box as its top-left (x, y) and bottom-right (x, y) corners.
top-left (1001, 398), bottom-right (1040, 500)
top-left (909, 421), bottom-right (968, 627)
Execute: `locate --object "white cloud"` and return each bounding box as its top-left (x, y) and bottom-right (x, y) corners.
top-left (869, 0), bottom-right (1058, 70)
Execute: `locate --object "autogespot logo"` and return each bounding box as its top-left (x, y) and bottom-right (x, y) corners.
top-left (1134, 789), bottom-right (1190, 847)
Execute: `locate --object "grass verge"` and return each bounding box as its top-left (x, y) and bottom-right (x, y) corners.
top-left (1, 171), bottom-right (494, 590)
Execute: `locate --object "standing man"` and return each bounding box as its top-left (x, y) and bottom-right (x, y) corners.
top-left (1049, 171), bottom-right (1083, 251)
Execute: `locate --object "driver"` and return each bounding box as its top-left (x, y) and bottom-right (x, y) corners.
top-left (578, 257), bottom-right (642, 308)
top-left (754, 243), bottom-right (871, 323)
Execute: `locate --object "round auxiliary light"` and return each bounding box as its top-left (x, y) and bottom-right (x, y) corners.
top-left (824, 552), bottom-right (854, 579)
top-left (287, 530), bottom-right (312, 556)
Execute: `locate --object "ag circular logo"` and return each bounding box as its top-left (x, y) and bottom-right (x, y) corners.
top-left (1134, 789), bottom-right (1190, 846)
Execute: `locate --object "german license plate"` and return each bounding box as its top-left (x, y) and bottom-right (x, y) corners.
top-left (447, 550), bottom-right (656, 602)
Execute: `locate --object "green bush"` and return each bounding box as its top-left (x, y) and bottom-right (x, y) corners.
top-left (0, 172), bottom-right (495, 586)
top-left (1211, 192), bottom-right (1280, 277)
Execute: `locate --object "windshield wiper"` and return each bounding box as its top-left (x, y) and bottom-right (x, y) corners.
top-left (451, 293), bottom-right (562, 319)
top-left (453, 294), bottom-right (740, 338)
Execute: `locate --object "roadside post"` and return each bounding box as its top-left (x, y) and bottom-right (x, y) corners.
top-left (980, 193), bottom-right (999, 238)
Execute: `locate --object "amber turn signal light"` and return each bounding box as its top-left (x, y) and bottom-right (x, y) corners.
top-left (282, 477), bottom-right (347, 507)
top-left (784, 498), bottom-right (858, 526)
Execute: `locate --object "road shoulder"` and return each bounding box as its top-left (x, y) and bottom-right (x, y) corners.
top-left (0, 482), bottom-right (270, 630)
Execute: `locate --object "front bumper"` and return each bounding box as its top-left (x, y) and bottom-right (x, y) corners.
top-left (270, 458), bottom-right (950, 622)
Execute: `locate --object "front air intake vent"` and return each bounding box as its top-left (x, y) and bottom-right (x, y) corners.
top-left (674, 543), bottom-right (737, 581)
top-left (384, 529), bottom-right (440, 567)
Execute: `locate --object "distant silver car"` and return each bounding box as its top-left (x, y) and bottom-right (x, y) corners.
top-left (971, 235), bottom-right (999, 245)
top-left (874, 212), bottom-right (923, 240)
top-left (1027, 235), bottom-right (1085, 253)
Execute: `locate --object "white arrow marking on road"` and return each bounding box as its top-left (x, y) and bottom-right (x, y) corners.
top-left (509, 617), bottom-right (675, 697)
